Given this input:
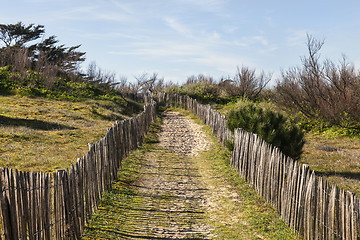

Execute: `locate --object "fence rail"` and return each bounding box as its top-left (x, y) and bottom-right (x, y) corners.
top-left (0, 101), bottom-right (157, 240)
top-left (157, 93), bottom-right (360, 240)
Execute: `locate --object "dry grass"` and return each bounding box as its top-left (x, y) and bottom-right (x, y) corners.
top-left (300, 132), bottom-right (360, 197)
top-left (0, 95), bottom-right (142, 172)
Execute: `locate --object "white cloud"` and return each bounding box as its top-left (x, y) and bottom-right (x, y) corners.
top-left (109, 0), bottom-right (135, 15)
top-left (82, 31), bottom-right (141, 41)
top-left (109, 40), bottom-right (201, 57)
top-left (108, 35), bottom-right (254, 77)
top-left (24, 0), bottom-right (70, 2)
top-left (107, 20), bottom-right (273, 76)
top-left (287, 30), bottom-right (310, 46)
top-left (234, 35), bottom-right (270, 48)
top-left (232, 40), bottom-right (248, 47)
top-left (163, 17), bottom-right (193, 37)
top-left (252, 36), bottom-right (268, 46)
top-left (191, 54), bottom-right (254, 74)
top-left (223, 25), bottom-right (239, 34)
top-left (59, 3), bottom-right (135, 22)
top-left (258, 46), bottom-right (278, 55)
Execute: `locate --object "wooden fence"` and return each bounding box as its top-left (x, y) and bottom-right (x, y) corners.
top-left (231, 129), bottom-right (360, 240)
top-left (0, 101), bottom-right (157, 240)
top-left (2, 91), bottom-right (360, 239)
top-left (157, 93), bottom-right (360, 240)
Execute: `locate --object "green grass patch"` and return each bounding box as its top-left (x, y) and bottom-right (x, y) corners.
top-left (0, 95), bottom-right (143, 172)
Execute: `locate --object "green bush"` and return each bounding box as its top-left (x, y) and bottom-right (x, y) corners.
top-left (0, 66), bottom-right (127, 101)
top-left (227, 103), bottom-right (305, 160)
top-left (0, 66), bottom-right (15, 93)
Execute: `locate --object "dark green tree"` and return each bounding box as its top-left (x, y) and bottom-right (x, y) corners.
top-left (0, 22), bottom-right (85, 74)
top-left (227, 103), bottom-right (305, 160)
top-left (0, 22), bottom-right (45, 47)
top-left (36, 35), bottom-right (85, 73)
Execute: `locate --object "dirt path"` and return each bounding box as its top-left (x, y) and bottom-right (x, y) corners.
top-left (83, 111), bottom-right (298, 239)
top-left (128, 112), bottom-right (214, 238)
top-left (159, 112), bottom-right (210, 156)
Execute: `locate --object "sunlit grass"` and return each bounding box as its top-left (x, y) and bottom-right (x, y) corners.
top-left (0, 95), bottom-right (142, 172)
top-left (301, 132), bottom-right (360, 197)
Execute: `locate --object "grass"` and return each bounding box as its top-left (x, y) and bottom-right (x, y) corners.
top-left (83, 109), bottom-right (299, 239)
top-left (0, 95), bottom-right (143, 172)
top-left (300, 132), bottom-right (360, 198)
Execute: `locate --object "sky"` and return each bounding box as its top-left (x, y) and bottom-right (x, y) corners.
top-left (2, 0), bottom-right (360, 85)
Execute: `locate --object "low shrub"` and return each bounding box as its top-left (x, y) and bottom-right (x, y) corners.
top-left (0, 66), bottom-right (127, 101)
top-left (227, 103), bottom-right (305, 160)
top-left (0, 66), bottom-right (15, 93)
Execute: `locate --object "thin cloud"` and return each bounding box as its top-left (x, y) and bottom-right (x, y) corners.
top-left (258, 46), bottom-right (278, 55)
top-left (180, 0), bottom-right (228, 13)
top-left (163, 17), bottom-right (193, 37)
top-left (82, 32), bottom-right (142, 41)
top-left (109, 40), bottom-right (201, 57)
top-left (109, 0), bottom-right (135, 15)
top-left (252, 36), bottom-right (269, 46)
top-left (24, 0), bottom-right (70, 2)
top-left (191, 54), bottom-right (254, 74)
top-left (287, 30), bottom-right (310, 46)
top-left (232, 40), bottom-right (248, 47)
top-left (59, 4), bottom-right (135, 22)
top-left (223, 25), bottom-right (239, 34)
top-left (108, 34), bottom-right (254, 76)
top-left (236, 35), bottom-right (270, 48)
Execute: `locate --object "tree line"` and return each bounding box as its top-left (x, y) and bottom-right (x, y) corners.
top-left (0, 22), bottom-right (161, 99)
top-left (0, 22), bottom-right (84, 85)
top-left (2, 22), bottom-right (360, 136)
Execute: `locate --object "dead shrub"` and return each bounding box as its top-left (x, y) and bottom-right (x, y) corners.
top-left (276, 34), bottom-right (360, 130)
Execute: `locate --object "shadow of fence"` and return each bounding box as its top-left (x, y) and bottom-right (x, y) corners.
top-left (0, 115), bottom-right (76, 130)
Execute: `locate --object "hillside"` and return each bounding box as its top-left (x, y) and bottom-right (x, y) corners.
top-left (0, 94), bottom-right (143, 172)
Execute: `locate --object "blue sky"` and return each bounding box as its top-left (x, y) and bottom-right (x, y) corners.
top-left (2, 0), bottom-right (360, 85)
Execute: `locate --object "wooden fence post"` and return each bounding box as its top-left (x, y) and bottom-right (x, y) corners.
top-left (0, 191), bottom-right (12, 240)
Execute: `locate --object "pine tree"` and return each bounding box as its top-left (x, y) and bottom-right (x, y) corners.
top-left (227, 103), bottom-right (305, 160)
